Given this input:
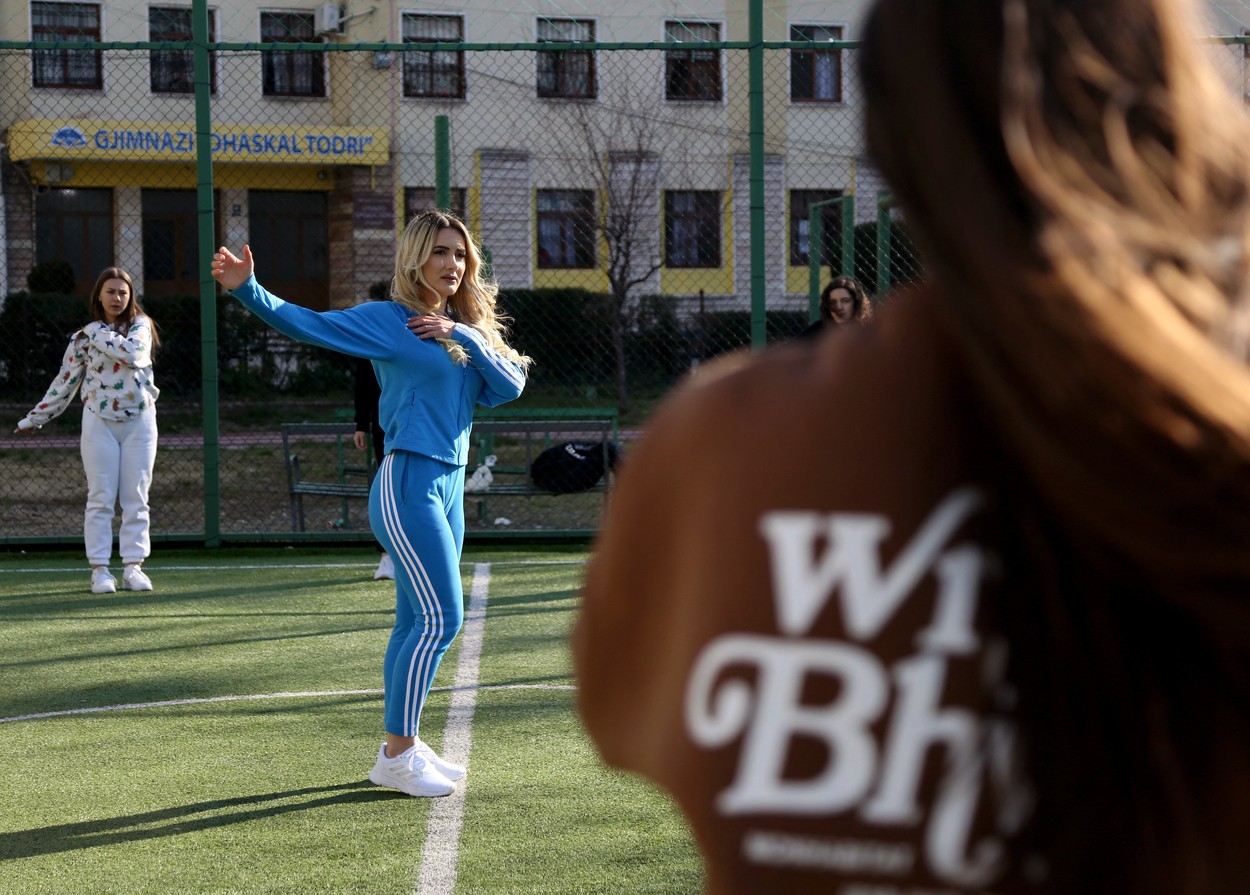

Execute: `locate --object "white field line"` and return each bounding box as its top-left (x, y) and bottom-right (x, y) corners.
top-left (0, 554), bottom-right (580, 727)
top-left (414, 562), bottom-right (491, 895)
top-left (0, 683), bottom-right (574, 725)
top-left (0, 558), bottom-right (580, 891)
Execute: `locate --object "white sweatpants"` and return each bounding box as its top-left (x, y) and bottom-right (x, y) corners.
top-left (80, 409), bottom-right (158, 567)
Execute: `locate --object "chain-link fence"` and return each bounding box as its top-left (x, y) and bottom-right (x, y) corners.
top-left (2, 1), bottom-right (1247, 544)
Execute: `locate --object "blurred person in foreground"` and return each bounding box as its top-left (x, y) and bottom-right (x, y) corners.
top-left (574, 0), bottom-right (1250, 892)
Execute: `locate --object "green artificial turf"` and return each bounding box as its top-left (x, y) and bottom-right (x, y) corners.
top-left (0, 547), bottom-right (702, 895)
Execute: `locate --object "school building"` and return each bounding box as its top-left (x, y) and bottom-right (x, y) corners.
top-left (3, 0), bottom-right (1247, 310)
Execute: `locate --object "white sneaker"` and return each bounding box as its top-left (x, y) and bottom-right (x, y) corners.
top-left (368, 743), bottom-right (455, 797)
top-left (123, 564), bottom-right (153, 591)
top-left (373, 554), bottom-right (395, 580)
top-left (417, 739), bottom-right (466, 782)
top-left (90, 567), bottom-right (117, 594)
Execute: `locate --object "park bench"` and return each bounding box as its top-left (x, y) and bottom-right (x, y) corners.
top-left (466, 408), bottom-right (619, 522)
top-left (281, 408), bottom-right (620, 531)
top-left (281, 422), bottom-right (374, 532)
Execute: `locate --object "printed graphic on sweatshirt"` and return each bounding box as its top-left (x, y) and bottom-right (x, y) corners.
top-left (684, 487), bottom-right (1034, 890)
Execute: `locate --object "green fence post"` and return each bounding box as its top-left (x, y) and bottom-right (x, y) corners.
top-left (435, 116), bottom-right (451, 212)
top-left (749, 0), bottom-right (766, 350)
top-left (876, 190), bottom-right (893, 296)
top-left (841, 194), bottom-right (855, 277)
top-left (193, 0), bottom-right (220, 547)
top-left (807, 194), bottom-right (854, 323)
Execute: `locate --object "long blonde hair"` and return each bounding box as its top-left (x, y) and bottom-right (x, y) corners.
top-left (391, 210), bottom-right (531, 370)
top-left (863, 0), bottom-right (1250, 890)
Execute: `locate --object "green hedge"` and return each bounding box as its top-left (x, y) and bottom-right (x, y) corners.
top-left (1, 287), bottom-right (818, 407)
top-left (828, 220), bottom-right (924, 294)
top-left (0, 292), bottom-right (351, 402)
top-left (497, 289), bottom-right (694, 395)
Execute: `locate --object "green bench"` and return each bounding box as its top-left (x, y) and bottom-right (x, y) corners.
top-left (281, 408), bottom-right (620, 531)
top-left (465, 408), bottom-right (620, 525)
top-left (281, 422), bottom-right (374, 532)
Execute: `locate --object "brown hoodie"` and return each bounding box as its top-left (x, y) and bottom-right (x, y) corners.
top-left (574, 287), bottom-right (1040, 894)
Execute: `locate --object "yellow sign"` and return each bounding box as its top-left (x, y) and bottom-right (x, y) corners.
top-left (7, 119), bottom-right (389, 165)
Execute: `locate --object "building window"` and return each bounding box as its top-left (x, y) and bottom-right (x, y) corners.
top-left (261, 11), bottom-right (325, 98)
top-left (35, 188), bottom-right (114, 294)
top-left (537, 190), bottom-right (596, 269)
top-left (665, 21), bottom-right (721, 102)
top-left (249, 191), bottom-right (329, 310)
top-left (149, 6), bottom-right (216, 94)
top-left (790, 24), bottom-right (843, 103)
top-left (405, 187), bottom-right (466, 223)
top-left (32, 2), bottom-right (102, 90)
top-left (664, 191), bottom-right (720, 268)
top-left (402, 14), bottom-right (464, 99)
top-left (790, 190), bottom-right (843, 266)
top-left (537, 18), bottom-right (595, 100)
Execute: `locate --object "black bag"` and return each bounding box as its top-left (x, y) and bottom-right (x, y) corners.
top-left (530, 441), bottom-right (620, 494)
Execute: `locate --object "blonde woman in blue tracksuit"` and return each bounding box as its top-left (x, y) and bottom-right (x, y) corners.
top-left (211, 210), bottom-right (530, 798)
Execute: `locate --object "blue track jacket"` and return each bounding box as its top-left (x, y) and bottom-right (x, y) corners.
top-left (230, 276), bottom-right (525, 466)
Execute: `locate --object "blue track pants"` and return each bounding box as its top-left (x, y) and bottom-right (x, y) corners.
top-left (370, 450), bottom-right (465, 738)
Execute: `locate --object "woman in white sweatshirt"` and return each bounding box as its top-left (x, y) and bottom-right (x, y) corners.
top-left (14, 267), bottom-right (161, 595)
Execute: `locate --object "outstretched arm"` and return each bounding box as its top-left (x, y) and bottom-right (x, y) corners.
top-left (14, 336), bottom-right (87, 433)
top-left (213, 245), bottom-right (394, 360)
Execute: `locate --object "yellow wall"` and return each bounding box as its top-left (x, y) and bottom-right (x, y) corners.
top-left (533, 268), bottom-right (609, 291)
top-left (29, 160), bottom-right (334, 191)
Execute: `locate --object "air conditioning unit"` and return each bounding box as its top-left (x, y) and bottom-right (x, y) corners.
top-left (314, 3), bottom-right (344, 34)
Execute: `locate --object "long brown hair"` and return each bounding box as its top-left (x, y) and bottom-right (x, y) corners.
top-left (89, 267), bottom-right (160, 349)
top-left (819, 275), bottom-right (872, 325)
top-left (862, 0), bottom-right (1250, 890)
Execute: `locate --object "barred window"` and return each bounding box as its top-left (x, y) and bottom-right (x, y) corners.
top-left (403, 14), bottom-right (464, 99)
top-left (665, 191), bottom-right (721, 268)
top-left (790, 24), bottom-right (843, 103)
top-left (537, 190), bottom-right (596, 269)
top-left (790, 190), bottom-right (843, 266)
top-left (261, 11), bottom-right (325, 98)
top-left (32, 2), bottom-right (102, 90)
top-left (405, 187), bottom-right (466, 223)
top-left (537, 18), bottom-right (596, 100)
top-left (665, 21), bottom-right (721, 102)
top-left (149, 6), bottom-right (216, 94)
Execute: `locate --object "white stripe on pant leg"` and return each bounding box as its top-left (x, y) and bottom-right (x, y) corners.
top-left (379, 455), bottom-right (445, 737)
top-left (414, 562), bottom-right (491, 895)
top-left (380, 456), bottom-right (435, 736)
top-left (379, 457), bottom-right (423, 734)
top-left (384, 470), bottom-right (445, 737)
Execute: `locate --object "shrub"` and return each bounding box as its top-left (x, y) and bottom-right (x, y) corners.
top-left (497, 288), bottom-right (615, 388)
top-left (26, 260), bottom-right (78, 295)
top-left (0, 290), bottom-right (353, 402)
top-left (0, 292), bottom-right (87, 399)
top-left (827, 220), bottom-right (923, 296)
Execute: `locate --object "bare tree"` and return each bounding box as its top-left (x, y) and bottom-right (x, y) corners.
top-left (572, 91), bottom-right (663, 416)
